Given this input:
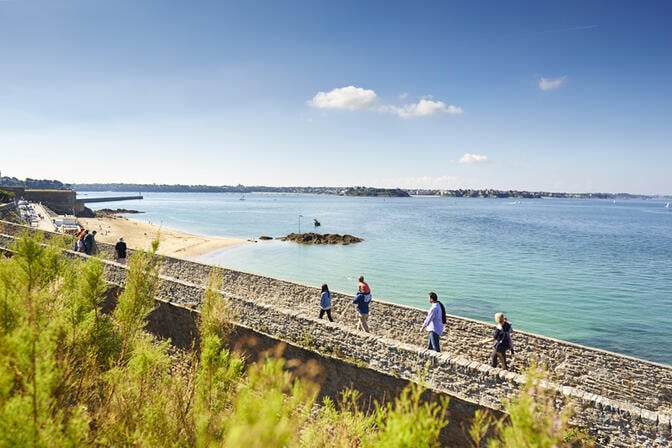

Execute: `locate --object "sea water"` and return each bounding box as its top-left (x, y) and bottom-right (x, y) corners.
top-left (80, 192), bottom-right (672, 365)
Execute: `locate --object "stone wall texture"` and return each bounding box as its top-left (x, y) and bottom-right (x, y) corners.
top-left (5, 188), bottom-right (79, 214)
top-left (1, 220), bottom-right (671, 447)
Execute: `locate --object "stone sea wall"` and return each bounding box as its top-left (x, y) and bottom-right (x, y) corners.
top-left (1, 221), bottom-right (671, 447)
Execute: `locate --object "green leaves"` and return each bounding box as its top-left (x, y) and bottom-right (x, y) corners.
top-left (0, 233), bottom-right (90, 447)
top-left (470, 363), bottom-right (595, 448)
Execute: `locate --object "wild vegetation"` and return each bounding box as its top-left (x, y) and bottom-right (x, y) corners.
top-left (0, 177), bottom-right (68, 190)
top-left (0, 189), bottom-right (15, 203)
top-left (0, 232), bottom-right (593, 447)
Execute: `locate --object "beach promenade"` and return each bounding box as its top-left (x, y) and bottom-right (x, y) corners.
top-left (31, 203), bottom-right (57, 232)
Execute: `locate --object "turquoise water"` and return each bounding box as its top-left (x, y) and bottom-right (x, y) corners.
top-left (80, 192), bottom-right (672, 365)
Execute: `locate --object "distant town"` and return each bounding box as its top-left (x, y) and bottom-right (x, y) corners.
top-left (0, 176), bottom-right (669, 200)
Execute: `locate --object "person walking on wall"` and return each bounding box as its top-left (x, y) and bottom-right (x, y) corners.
top-left (115, 237), bottom-right (127, 264)
top-left (319, 283), bottom-right (334, 322)
top-left (84, 230), bottom-right (97, 255)
top-left (75, 233), bottom-right (86, 253)
top-left (352, 290), bottom-right (370, 332)
top-left (358, 275), bottom-right (371, 299)
top-left (488, 312), bottom-right (514, 370)
top-left (352, 275), bottom-right (372, 332)
top-left (421, 292), bottom-right (447, 352)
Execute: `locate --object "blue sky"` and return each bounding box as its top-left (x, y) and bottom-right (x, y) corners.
top-left (1, 1), bottom-right (670, 194)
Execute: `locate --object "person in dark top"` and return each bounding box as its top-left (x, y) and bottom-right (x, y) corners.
top-left (489, 312), bottom-right (514, 370)
top-left (114, 237), bottom-right (127, 263)
top-left (352, 291), bottom-right (370, 332)
top-left (84, 230), bottom-right (97, 255)
top-left (353, 275), bottom-right (372, 332)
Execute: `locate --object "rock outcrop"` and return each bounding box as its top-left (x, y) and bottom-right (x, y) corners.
top-left (95, 208), bottom-right (143, 216)
top-left (278, 232), bottom-right (363, 245)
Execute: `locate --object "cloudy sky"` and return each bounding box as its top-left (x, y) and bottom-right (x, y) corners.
top-left (1, 0), bottom-right (670, 194)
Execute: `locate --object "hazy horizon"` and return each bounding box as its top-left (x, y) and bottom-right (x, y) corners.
top-left (68, 182), bottom-right (668, 197)
top-left (2, 176), bottom-right (671, 197)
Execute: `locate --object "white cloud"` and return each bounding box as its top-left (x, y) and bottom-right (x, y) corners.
top-left (458, 153), bottom-right (489, 164)
top-left (387, 99), bottom-right (463, 119)
top-left (310, 86), bottom-right (378, 110)
top-left (309, 87), bottom-right (462, 119)
top-left (539, 76), bottom-right (567, 91)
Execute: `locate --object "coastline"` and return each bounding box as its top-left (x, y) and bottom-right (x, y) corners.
top-left (77, 215), bottom-right (246, 260)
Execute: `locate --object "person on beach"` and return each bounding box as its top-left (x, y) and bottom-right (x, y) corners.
top-left (487, 312), bottom-right (514, 370)
top-left (421, 292), bottom-right (447, 352)
top-left (114, 237), bottom-right (127, 264)
top-left (318, 284), bottom-right (334, 322)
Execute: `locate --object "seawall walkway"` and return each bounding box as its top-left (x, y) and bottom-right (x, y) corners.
top-left (1, 220), bottom-right (670, 447)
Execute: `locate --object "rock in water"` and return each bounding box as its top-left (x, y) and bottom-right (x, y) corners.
top-left (278, 232), bottom-right (363, 245)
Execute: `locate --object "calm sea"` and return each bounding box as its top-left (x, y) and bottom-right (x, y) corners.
top-left (80, 192), bottom-right (672, 365)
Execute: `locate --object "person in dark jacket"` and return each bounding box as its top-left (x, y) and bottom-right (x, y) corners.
top-left (84, 230), bottom-right (97, 255)
top-left (489, 312), bottom-right (513, 370)
top-left (351, 275), bottom-right (371, 332)
top-left (352, 291), bottom-right (370, 332)
top-left (114, 237), bottom-right (127, 264)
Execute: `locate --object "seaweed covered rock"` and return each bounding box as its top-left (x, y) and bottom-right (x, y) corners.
top-left (279, 232), bottom-right (363, 245)
top-left (95, 208), bottom-right (143, 217)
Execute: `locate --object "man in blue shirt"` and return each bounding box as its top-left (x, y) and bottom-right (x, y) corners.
top-left (421, 292), bottom-right (446, 352)
top-left (352, 291), bottom-right (370, 333)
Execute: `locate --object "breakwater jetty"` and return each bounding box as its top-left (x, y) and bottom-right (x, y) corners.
top-left (0, 220), bottom-right (670, 447)
top-left (76, 195), bottom-right (143, 204)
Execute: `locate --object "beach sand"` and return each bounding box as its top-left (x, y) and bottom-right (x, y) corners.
top-left (77, 215), bottom-right (245, 259)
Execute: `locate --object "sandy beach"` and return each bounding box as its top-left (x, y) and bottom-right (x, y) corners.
top-left (77, 215), bottom-right (246, 259)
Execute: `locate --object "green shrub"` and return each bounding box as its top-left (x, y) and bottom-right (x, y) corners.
top-left (469, 363), bottom-right (595, 448)
top-left (0, 189), bottom-right (15, 203)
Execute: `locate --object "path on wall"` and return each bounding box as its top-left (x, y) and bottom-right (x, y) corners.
top-left (142, 251), bottom-right (672, 419)
top-left (31, 203), bottom-right (57, 232)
